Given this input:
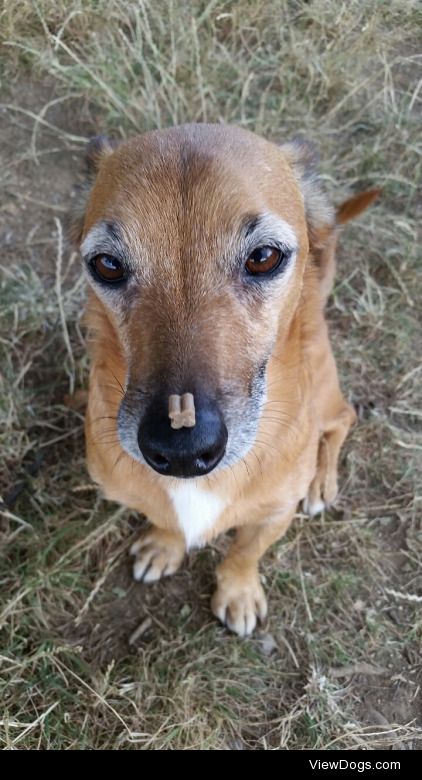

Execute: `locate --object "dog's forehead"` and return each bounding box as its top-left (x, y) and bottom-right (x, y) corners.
top-left (83, 124), bottom-right (306, 247)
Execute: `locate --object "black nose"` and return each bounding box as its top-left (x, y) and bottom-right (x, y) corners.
top-left (138, 394), bottom-right (228, 477)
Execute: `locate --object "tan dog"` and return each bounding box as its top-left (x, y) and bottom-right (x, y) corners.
top-left (71, 125), bottom-right (379, 636)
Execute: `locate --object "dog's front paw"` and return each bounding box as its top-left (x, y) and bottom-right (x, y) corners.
top-left (211, 566), bottom-right (267, 637)
top-left (303, 486), bottom-right (328, 518)
top-left (304, 437), bottom-right (338, 517)
top-left (130, 527), bottom-right (185, 583)
top-left (304, 467), bottom-right (338, 517)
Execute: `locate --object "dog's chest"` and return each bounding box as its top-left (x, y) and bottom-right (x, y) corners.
top-left (166, 482), bottom-right (227, 550)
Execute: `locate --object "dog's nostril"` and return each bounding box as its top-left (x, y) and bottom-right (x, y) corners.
top-left (152, 453), bottom-right (169, 468)
top-left (200, 450), bottom-right (215, 464)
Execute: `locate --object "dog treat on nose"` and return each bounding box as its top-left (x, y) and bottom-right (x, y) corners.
top-left (169, 393), bottom-right (196, 429)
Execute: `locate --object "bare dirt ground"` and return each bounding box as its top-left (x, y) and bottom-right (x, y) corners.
top-left (0, 1), bottom-right (420, 751)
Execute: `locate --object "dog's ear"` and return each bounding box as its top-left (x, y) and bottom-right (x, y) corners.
top-left (85, 134), bottom-right (118, 174)
top-left (282, 139), bottom-right (381, 245)
top-left (336, 188), bottom-right (382, 225)
top-left (281, 137), bottom-right (335, 252)
top-left (68, 135), bottom-right (118, 245)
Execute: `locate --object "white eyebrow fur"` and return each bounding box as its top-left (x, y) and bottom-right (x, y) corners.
top-left (82, 214), bottom-right (297, 256)
top-left (246, 212), bottom-right (298, 252)
top-left (80, 222), bottom-right (125, 260)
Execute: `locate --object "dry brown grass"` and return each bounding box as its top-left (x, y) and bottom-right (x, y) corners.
top-left (0, 0), bottom-right (421, 750)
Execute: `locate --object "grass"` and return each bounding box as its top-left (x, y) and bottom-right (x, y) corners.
top-left (0, 0), bottom-right (421, 750)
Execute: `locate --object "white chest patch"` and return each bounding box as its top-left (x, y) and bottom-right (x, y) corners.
top-left (167, 482), bottom-right (226, 550)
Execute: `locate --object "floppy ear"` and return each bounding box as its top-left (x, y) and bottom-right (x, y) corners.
top-left (280, 137), bottom-right (335, 252)
top-left (68, 135), bottom-right (118, 245)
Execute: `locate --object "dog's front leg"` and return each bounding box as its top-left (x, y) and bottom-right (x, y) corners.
top-left (304, 403), bottom-right (356, 516)
top-left (211, 508), bottom-right (296, 637)
top-left (130, 526), bottom-right (186, 583)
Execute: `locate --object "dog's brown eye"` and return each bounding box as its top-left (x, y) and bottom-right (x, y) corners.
top-left (92, 255), bottom-right (125, 283)
top-left (245, 246), bottom-right (282, 276)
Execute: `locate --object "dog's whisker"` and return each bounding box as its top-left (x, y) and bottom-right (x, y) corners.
top-left (92, 426), bottom-right (120, 438)
top-left (246, 449), bottom-right (264, 479)
top-left (92, 439), bottom-right (122, 449)
top-left (109, 368), bottom-right (125, 396)
top-left (241, 456), bottom-right (252, 480)
top-left (111, 449), bottom-right (128, 476)
top-left (258, 415), bottom-right (293, 425)
top-left (97, 382), bottom-right (125, 397)
top-left (228, 464), bottom-right (240, 490)
top-left (254, 438), bottom-right (288, 458)
top-left (90, 415), bottom-right (119, 423)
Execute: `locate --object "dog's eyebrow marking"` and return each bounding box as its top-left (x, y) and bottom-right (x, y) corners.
top-left (104, 220), bottom-right (123, 244)
top-left (241, 212), bottom-right (298, 252)
top-left (243, 215), bottom-right (262, 238)
top-left (80, 220), bottom-right (127, 261)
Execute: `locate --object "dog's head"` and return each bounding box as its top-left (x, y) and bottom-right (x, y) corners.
top-left (73, 124), bottom-right (334, 478)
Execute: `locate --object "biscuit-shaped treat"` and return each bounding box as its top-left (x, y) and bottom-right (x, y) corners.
top-left (168, 393), bottom-right (196, 429)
